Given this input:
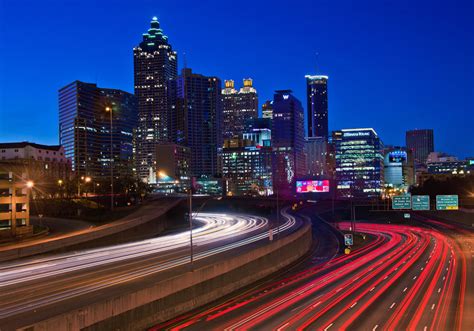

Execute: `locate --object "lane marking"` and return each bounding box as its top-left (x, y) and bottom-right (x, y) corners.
top-left (313, 301), bottom-right (321, 308)
top-left (370, 286), bottom-right (376, 292)
top-left (350, 302), bottom-right (358, 309)
top-left (373, 325), bottom-right (379, 331)
top-left (431, 304), bottom-right (436, 310)
top-left (413, 276), bottom-right (417, 280)
top-left (438, 288), bottom-right (442, 293)
top-left (389, 302), bottom-right (396, 309)
top-left (277, 322), bottom-right (289, 331)
top-left (324, 323), bottom-right (334, 331)
top-left (403, 287), bottom-right (408, 292)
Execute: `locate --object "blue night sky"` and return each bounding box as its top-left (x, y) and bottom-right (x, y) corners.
top-left (0, 0), bottom-right (472, 158)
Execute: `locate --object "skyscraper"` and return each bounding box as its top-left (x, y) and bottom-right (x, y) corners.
top-left (272, 90), bottom-right (305, 196)
top-left (333, 128), bottom-right (384, 197)
top-left (306, 75), bottom-right (328, 138)
top-left (59, 81), bottom-right (100, 177)
top-left (406, 129), bottom-right (434, 165)
top-left (100, 88), bottom-right (138, 179)
top-left (305, 136), bottom-right (328, 177)
top-left (222, 78), bottom-right (258, 139)
top-left (133, 17), bottom-right (178, 183)
top-left (177, 68), bottom-right (222, 178)
top-left (58, 81), bottom-right (137, 179)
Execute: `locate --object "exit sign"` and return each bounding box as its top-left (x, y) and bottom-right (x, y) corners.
top-left (392, 194), bottom-right (411, 210)
top-left (436, 195), bottom-right (459, 210)
top-left (412, 195), bottom-right (430, 211)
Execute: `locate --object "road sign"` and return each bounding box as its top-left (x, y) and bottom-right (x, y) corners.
top-left (436, 195), bottom-right (459, 210)
top-left (404, 213), bottom-right (411, 219)
top-left (412, 195), bottom-right (430, 211)
top-left (344, 234), bottom-right (353, 246)
top-left (392, 194), bottom-right (411, 210)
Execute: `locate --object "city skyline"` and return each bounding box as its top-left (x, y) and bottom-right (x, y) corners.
top-left (0, 0), bottom-right (473, 158)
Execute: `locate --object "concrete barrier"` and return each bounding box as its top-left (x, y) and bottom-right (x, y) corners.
top-left (0, 199), bottom-right (182, 262)
top-left (19, 222), bottom-right (312, 331)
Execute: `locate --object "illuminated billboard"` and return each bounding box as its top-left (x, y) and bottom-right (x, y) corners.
top-left (388, 151), bottom-right (407, 163)
top-left (296, 180), bottom-right (330, 193)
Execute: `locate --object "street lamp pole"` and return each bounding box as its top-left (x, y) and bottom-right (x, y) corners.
top-left (107, 107), bottom-right (114, 211)
top-left (276, 187), bottom-right (280, 238)
top-left (188, 185), bottom-right (193, 270)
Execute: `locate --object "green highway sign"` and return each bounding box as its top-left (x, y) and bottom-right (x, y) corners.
top-left (412, 195), bottom-right (430, 211)
top-left (392, 194), bottom-right (411, 210)
top-left (436, 195), bottom-right (459, 210)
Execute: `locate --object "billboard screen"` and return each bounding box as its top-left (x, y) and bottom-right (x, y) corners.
top-left (389, 151), bottom-right (407, 163)
top-left (296, 180), bottom-right (330, 193)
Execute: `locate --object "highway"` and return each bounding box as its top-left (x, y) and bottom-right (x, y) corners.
top-left (0, 212), bottom-right (299, 329)
top-left (154, 210), bottom-right (472, 331)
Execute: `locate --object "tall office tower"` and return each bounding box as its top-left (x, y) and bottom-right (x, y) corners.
top-left (271, 90), bottom-right (305, 196)
top-left (305, 75), bottom-right (328, 138)
top-left (99, 88), bottom-right (138, 178)
top-left (305, 136), bottom-right (328, 177)
top-left (405, 129), bottom-right (434, 165)
top-left (177, 68), bottom-right (222, 178)
top-left (222, 78), bottom-right (258, 139)
top-left (59, 81), bottom-right (101, 177)
top-left (262, 100), bottom-right (273, 119)
top-left (333, 128), bottom-right (384, 197)
top-left (59, 81), bottom-right (137, 180)
top-left (222, 80), bottom-right (238, 139)
top-left (133, 17), bottom-right (178, 183)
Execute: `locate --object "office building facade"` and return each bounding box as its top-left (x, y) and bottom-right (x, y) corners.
top-left (177, 68), bottom-right (222, 178)
top-left (222, 78), bottom-right (258, 139)
top-left (306, 75), bottom-right (329, 139)
top-left (222, 138), bottom-right (272, 196)
top-left (406, 129), bottom-right (434, 165)
top-left (59, 81), bottom-right (137, 180)
top-left (271, 90), bottom-right (305, 196)
top-left (305, 136), bottom-right (328, 177)
top-left (333, 128), bottom-right (384, 197)
top-left (155, 143), bottom-right (191, 193)
top-left (383, 147), bottom-right (414, 192)
top-left (134, 17), bottom-right (178, 183)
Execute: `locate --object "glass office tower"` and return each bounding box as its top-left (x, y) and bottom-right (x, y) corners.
top-left (133, 17), bottom-right (178, 183)
top-left (333, 128), bottom-right (384, 197)
top-left (306, 75), bottom-right (328, 139)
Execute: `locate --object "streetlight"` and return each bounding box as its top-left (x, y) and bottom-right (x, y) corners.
top-left (57, 179), bottom-right (63, 198)
top-left (26, 180), bottom-right (34, 189)
top-left (105, 106), bottom-right (114, 211)
top-left (187, 185), bottom-right (220, 271)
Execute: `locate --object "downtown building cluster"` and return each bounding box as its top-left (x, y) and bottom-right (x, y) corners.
top-left (52, 17), bottom-right (474, 198)
top-left (3, 16), bottom-right (473, 226)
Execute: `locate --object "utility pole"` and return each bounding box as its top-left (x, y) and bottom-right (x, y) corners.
top-left (188, 185), bottom-right (193, 270)
top-left (107, 107), bottom-right (114, 211)
top-left (276, 187), bottom-right (280, 238)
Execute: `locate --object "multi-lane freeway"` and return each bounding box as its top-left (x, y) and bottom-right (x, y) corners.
top-left (154, 210), bottom-right (472, 330)
top-left (0, 212), bottom-right (299, 329)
